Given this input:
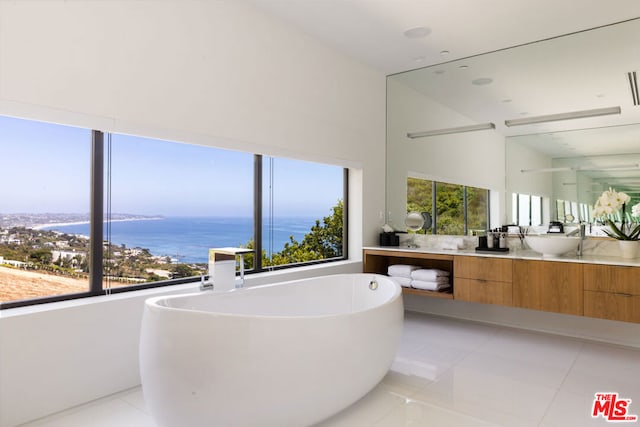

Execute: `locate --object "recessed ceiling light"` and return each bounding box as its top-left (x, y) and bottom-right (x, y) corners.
top-left (440, 50), bottom-right (450, 55)
top-left (459, 65), bottom-right (469, 69)
top-left (502, 99), bottom-right (512, 103)
top-left (434, 69), bottom-right (445, 75)
top-left (403, 26), bottom-right (431, 39)
top-left (472, 77), bottom-right (493, 86)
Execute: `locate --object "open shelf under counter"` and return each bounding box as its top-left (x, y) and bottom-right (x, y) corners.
top-left (402, 287), bottom-right (454, 299)
top-left (363, 248), bottom-right (455, 299)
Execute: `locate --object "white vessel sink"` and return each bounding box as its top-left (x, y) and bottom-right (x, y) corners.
top-left (525, 235), bottom-right (580, 257)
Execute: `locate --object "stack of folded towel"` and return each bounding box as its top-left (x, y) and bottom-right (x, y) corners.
top-left (386, 265), bottom-right (451, 292)
top-left (387, 264), bottom-right (419, 288)
top-left (409, 268), bottom-right (450, 292)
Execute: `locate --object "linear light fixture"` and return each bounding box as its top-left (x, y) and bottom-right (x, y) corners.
top-left (629, 71), bottom-right (639, 106)
top-left (521, 167), bottom-right (572, 173)
top-left (577, 163), bottom-right (640, 171)
top-left (504, 106), bottom-right (621, 127)
top-left (407, 122), bottom-right (495, 139)
top-left (522, 163), bottom-right (639, 173)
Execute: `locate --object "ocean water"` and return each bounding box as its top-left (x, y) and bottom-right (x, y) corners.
top-left (44, 216), bottom-right (319, 263)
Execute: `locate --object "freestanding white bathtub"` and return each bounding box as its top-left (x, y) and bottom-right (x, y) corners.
top-left (139, 273), bottom-right (403, 427)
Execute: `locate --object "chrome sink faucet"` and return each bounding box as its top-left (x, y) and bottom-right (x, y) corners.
top-left (578, 223), bottom-right (586, 257)
top-left (567, 223), bottom-right (586, 256)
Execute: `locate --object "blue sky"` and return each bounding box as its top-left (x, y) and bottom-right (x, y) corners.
top-left (0, 115), bottom-right (343, 217)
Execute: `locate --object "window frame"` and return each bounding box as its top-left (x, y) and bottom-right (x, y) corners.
top-left (406, 177), bottom-right (490, 236)
top-left (0, 128), bottom-right (348, 309)
top-left (513, 192), bottom-right (544, 226)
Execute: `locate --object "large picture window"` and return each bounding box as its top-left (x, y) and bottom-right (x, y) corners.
top-left (262, 157), bottom-right (345, 268)
top-left (102, 134), bottom-right (255, 288)
top-left (0, 116), bottom-right (92, 303)
top-left (0, 116), bottom-right (348, 308)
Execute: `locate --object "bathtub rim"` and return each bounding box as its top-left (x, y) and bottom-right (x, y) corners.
top-left (143, 273), bottom-right (402, 320)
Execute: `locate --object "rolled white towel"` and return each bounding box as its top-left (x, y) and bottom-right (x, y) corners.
top-left (387, 264), bottom-right (420, 278)
top-left (411, 280), bottom-right (451, 292)
top-left (388, 276), bottom-right (412, 288)
top-left (411, 269), bottom-right (450, 282)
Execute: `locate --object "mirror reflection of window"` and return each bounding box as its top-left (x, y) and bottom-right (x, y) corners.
top-left (556, 200), bottom-right (565, 223)
top-left (518, 194), bottom-right (531, 226)
top-left (531, 196), bottom-right (542, 226)
top-left (408, 177), bottom-right (488, 235)
top-left (513, 193), bottom-right (543, 226)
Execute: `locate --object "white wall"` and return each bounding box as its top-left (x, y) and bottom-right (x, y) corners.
top-left (386, 78), bottom-right (506, 230)
top-left (0, 2), bottom-right (385, 425)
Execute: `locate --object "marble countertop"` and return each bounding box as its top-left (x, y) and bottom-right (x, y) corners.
top-left (363, 245), bottom-right (640, 268)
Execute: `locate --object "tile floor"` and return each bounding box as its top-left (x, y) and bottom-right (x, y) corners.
top-left (20, 312), bottom-right (640, 427)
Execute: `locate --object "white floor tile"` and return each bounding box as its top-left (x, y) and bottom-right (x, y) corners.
top-left (394, 340), bottom-right (471, 381)
top-left (413, 363), bottom-right (558, 426)
top-left (402, 312), bottom-right (495, 352)
top-left (455, 350), bottom-right (571, 389)
top-left (373, 399), bottom-right (501, 427)
top-left (118, 387), bottom-right (148, 414)
top-left (19, 397), bottom-right (156, 427)
top-left (380, 369), bottom-right (433, 396)
top-left (315, 383), bottom-right (406, 427)
top-left (474, 327), bottom-right (583, 371)
top-left (19, 312), bottom-right (640, 427)
top-left (561, 342), bottom-right (640, 399)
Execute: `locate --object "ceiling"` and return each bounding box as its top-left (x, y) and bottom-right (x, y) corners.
top-left (393, 18), bottom-right (640, 139)
top-left (247, 1), bottom-right (640, 160)
top-left (246, 0), bottom-right (640, 75)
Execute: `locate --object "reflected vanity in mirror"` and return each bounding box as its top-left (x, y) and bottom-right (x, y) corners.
top-left (387, 18), bottom-right (640, 237)
top-left (506, 125), bottom-right (640, 230)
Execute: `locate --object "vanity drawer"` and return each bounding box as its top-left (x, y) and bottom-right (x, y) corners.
top-left (512, 260), bottom-right (583, 315)
top-left (583, 264), bottom-right (640, 295)
top-left (454, 278), bottom-right (513, 306)
top-left (454, 256), bottom-right (512, 283)
top-left (584, 290), bottom-right (640, 323)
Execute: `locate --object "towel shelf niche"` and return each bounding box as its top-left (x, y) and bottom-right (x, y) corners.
top-left (362, 249), bottom-right (454, 299)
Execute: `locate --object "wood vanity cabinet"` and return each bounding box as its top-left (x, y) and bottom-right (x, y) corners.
top-left (362, 248), bottom-right (639, 323)
top-left (453, 256), bottom-right (513, 306)
top-left (583, 264), bottom-right (640, 323)
top-left (513, 260), bottom-right (583, 315)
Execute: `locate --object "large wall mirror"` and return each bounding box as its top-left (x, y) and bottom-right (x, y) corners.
top-left (387, 18), bottom-right (640, 233)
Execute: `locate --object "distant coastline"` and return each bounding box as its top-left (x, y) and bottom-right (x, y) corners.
top-left (33, 216), bottom-right (164, 231)
top-left (0, 213), bottom-right (164, 230)
top-left (2, 214), bottom-right (317, 264)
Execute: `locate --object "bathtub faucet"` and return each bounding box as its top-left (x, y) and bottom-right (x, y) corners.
top-left (207, 247), bottom-right (254, 292)
top-left (200, 274), bottom-right (214, 291)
